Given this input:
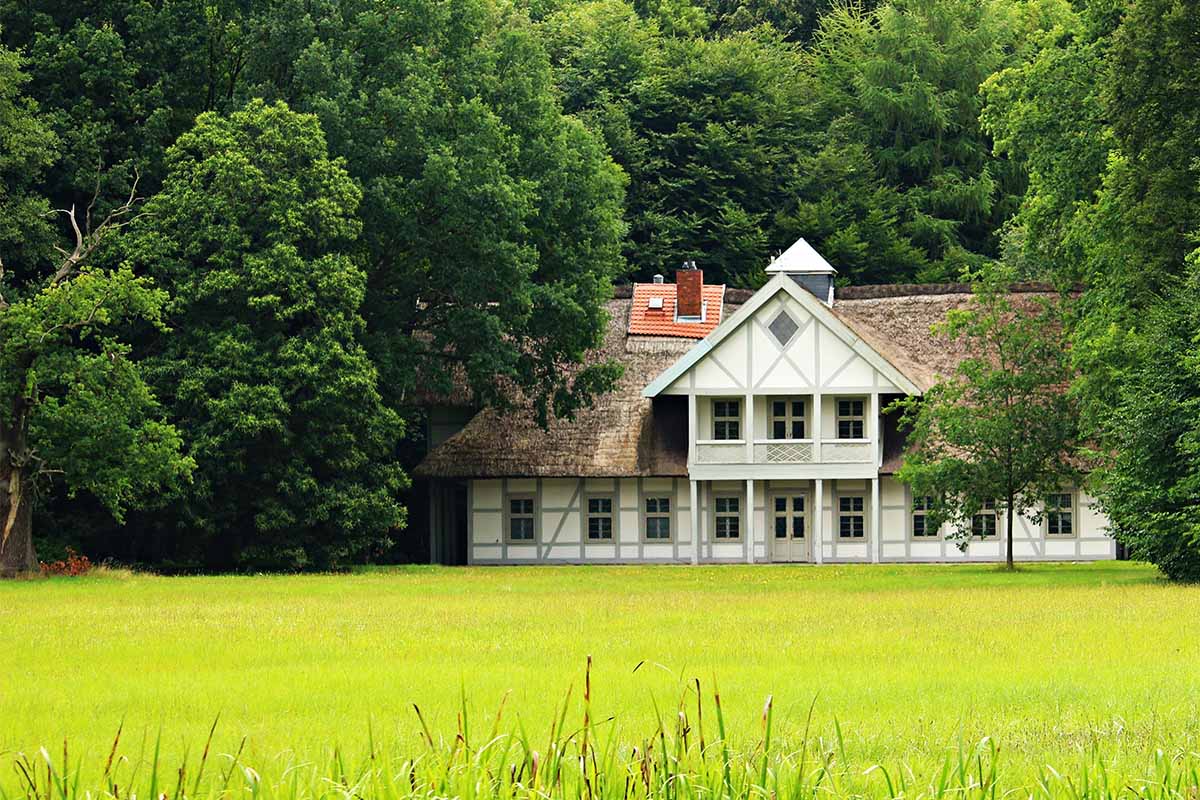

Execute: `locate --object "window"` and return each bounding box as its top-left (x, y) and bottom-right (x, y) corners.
top-left (972, 500), bottom-right (997, 538)
top-left (770, 398), bottom-right (807, 440)
top-left (508, 496), bottom-right (535, 542)
top-left (1046, 493), bottom-right (1074, 537)
top-left (712, 399), bottom-right (741, 440)
top-left (912, 495), bottom-right (936, 538)
top-left (645, 497), bottom-right (671, 540)
top-left (587, 497), bottom-right (614, 540)
top-left (838, 495), bottom-right (865, 539)
top-left (714, 496), bottom-right (741, 540)
top-left (837, 399), bottom-right (865, 439)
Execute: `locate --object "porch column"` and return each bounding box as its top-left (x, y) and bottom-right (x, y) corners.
top-left (745, 478), bottom-right (755, 564)
top-left (814, 478), bottom-right (824, 564)
top-left (870, 391), bottom-right (881, 467)
top-left (871, 475), bottom-right (881, 563)
top-left (688, 393), bottom-right (698, 465)
top-left (812, 391), bottom-right (823, 462)
top-left (690, 479), bottom-right (700, 565)
top-left (744, 391), bottom-right (754, 464)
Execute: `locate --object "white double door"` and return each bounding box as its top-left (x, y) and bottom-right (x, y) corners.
top-left (770, 492), bottom-right (810, 562)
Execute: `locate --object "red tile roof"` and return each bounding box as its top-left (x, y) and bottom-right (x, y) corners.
top-left (627, 282), bottom-right (725, 339)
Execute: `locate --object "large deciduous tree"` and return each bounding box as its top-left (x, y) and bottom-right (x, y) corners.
top-left (0, 46), bottom-right (190, 574)
top-left (894, 268), bottom-right (1081, 569)
top-left (244, 0), bottom-right (628, 423)
top-left (124, 99), bottom-right (407, 571)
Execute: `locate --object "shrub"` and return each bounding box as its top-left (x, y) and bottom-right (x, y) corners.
top-left (39, 548), bottom-right (93, 577)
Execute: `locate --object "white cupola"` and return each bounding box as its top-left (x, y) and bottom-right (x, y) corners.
top-left (766, 237), bottom-right (837, 305)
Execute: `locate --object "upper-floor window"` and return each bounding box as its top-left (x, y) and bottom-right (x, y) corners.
top-left (912, 495), bottom-right (936, 538)
top-left (714, 496), bottom-right (741, 539)
top-left (587, 496), bottom-right (614, 540)
top-left (838, 495), bottom-right (865, 539)
top-left (645, 497), bottom-right (671, 540)
top-left (507, 496), bottom-right (536, 542)
top-left (972, 500), bottom-right (997, 538)
top-left (712, 399), bottom-right (741, 440)
top-left (770, 398), bottom-right (806, 439)
top-left (1046, 492), bottom-right (1074, 537)
top-left (837, 399), bottom-right (865, 439)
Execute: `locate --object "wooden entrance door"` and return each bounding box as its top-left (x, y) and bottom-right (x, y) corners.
top-left (771, 493), bottom-right (809, 562)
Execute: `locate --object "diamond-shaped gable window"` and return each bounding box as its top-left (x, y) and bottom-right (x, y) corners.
top-left (769, 309), bottom-right (799, 346)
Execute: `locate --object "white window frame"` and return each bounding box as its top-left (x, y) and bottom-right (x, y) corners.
top-left (972, 500), bottom-right (998, 539)
top-left (505, 494), bottom-right (537, 544)
top-left (712, 494), bottom-right (742, 541)
top-left (910, 494), bottom-right (938, 539)
top-left (712, 398), bottom-right (742, 441)
top-left (1045, 492), bottom-right (1076, 538)
top-left (836, 398), bottom-right (866, 440)
top-left (643, 496), bottom-right (672, 542)
top-left (585, 495), bottom-right (615, 541)
top-left (769, 397), bottom-right (808, 440)
top-left (837, 494), bottom-right (866, 539)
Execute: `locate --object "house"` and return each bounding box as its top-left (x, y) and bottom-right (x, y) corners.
top-left (414, 239), bottom-right (1114, 565)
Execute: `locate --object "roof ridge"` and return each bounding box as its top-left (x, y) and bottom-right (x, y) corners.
top-left (836, 281), bottom-right (1061, 300)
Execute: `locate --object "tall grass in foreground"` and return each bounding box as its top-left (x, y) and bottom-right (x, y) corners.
top-left (5, 659), bottom-right (1199, 800)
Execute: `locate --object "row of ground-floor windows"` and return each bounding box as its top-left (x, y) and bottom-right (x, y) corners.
top-left (911, 494), bottom-right (1074, 539)
top-left (505, 488), bottom-right (1078, 544)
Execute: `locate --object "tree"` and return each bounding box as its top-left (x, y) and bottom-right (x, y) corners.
top-left (1096, 253), bottom-right (1200, 581)
top-left (543, 2), bottom-right (812, 285)
top-left (245, 0), bottom-right (628, 422)
top-left (123, 99), bottom-right (407, 571)
top-left (789, 0), bottom-right (1087, 284)
top-left (0, 46), bottom-right (190, 574)
top-left (981, 0), bottom-right (1200, 578)
top-left (893, 267), bottom-right (1081, 569)
top-left (0, 0), bottom-right (249, 209)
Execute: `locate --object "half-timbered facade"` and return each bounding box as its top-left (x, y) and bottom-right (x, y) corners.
top-left (415, 239), bottom-right (1115, 565)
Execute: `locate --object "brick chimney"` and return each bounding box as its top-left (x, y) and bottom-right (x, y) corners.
top-left (676, 262), bottom-right (703, 318)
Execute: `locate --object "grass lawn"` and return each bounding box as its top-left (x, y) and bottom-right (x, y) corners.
top-left (3, 562), bottom-right (1200, 797)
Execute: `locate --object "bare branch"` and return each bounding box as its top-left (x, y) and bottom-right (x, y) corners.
top-left (48, 168), bottom-right (144, 287)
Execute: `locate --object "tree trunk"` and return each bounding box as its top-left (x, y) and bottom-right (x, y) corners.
top-left (1005, 491), bottom-right (1015, 571)
top-left (0, 464), bottom-right (36, 577)
top-left (0, 407), bottom-right (38, 577)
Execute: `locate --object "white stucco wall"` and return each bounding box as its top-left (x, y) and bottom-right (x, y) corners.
top-left (467, 476), bottom-right (1116, 565)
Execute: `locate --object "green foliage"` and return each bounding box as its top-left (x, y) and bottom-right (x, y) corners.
top-left (622, 30), bottom-right (810, 285)
top-left (894, 266), bottom-right (1081, 567)
top-left (0, 41), bottom-right (56, 274)
top-left (0, 0), bottom-right (247, 206)
top-left (245, 0), bottom-right (627, 422)
top-left (0, 45), bottom-right (190, 571)
top-left (125, 100), bottom-right (407, 571)
top-left (983, 0), bottom-right (1200, 579)
top-left (1092, 254), bottom-right (1200, 582)
top-left (545, 0), bottom-right (1065, 287)
top-left (797, 0), bottom-right (1063, 283)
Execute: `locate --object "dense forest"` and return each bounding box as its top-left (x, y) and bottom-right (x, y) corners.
top-left (1, 0), bottom-right (1197, 576)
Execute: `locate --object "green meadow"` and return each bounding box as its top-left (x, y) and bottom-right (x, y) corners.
top-left (3, 562), bottom-right (1200, 798)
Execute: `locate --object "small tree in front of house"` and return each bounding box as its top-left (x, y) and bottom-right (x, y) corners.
top-left (893, 266), bottom-right (1081, 569)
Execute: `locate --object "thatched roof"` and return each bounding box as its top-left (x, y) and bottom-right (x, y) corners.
top-left (414, 297), bottom-right (706, 478)
top-left (414, 283), bottom-right (1058, 479)
top-left (833, 284), bottom-right (1058, 392)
